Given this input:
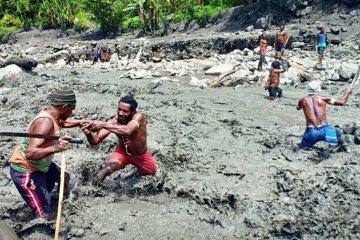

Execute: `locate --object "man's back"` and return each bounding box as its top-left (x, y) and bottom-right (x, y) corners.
top-left (299, 95), bottom-right (328, 126)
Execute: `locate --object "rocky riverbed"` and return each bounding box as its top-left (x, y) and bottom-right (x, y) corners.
top-left (1, 1), bottom-right (360, 239)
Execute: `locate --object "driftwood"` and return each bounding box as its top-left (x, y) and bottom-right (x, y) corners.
top-left (209, 70), bottom-right (235, 87)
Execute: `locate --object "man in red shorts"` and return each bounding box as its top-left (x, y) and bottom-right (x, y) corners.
top-left (82, 95), bottom-right (156, 183)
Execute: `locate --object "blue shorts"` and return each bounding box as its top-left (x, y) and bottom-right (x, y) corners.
top-left (10, 162), bottom-right (60, 218)
top-left (299, 125), bottom-right (342, 149)
top-left (275, 42), bottom-right (284, 52)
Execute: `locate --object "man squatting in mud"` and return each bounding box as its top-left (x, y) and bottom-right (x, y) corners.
top-left (81, 95), bottom-right (157, 183)
top-left (296, 80), bottom-right (353, 149)
top-left (265, 61), bottom-right (285, 100)
top-left (9, 87), bottom-right (89, 219)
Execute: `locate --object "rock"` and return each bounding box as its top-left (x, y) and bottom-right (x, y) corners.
top-left (255, 17), bottom-right (267, 29)
top-left (84, 106), bottom-right (98, 115)
top-left (291, 42), bottom-right (305, 49)
top-left (197, 60), bottom-right (217, 70)
top-left (339, 63), bottom-right (358, 79)
top-left (354, 128), bottom-right (360, 144)
top-left (344, 134), bottom-right (355, 144)
top-left (245, 25), bottom-right (254, 32)
top-left (0, 64), bottom-right (23, 82)
top-left (187, 20), bottom-right (200, 32)
top-left (0, 95), bottom-right (8, 104)
top-left (147, 79), bottom-right (161, 90)
top-left (130, 69), bottom-right (147, 79)
top-left (330, 28), bottom-right (340, 35)
top-left (152, 57), bottom-right (161, 63)
top-left (25, 47), bottom-right (38, 54)
top-left (110, 53), bottom-right (119, 64)
top-left (190, 76), bottom-right (207, 88)
top-left (330, 39), bottom-right (342, 45)
top-left (56, 59), bottom-right (66, 67)
top-left (205, 64), bottom-right (234, 75)
top-left (3, 58), bottom-right (38, 71)
top-left (243, 48), bottom-right (254, 56)
top-left (0, 88), bottom-right (12, 95)
top-left (341, 27), bottom-right (348, 32)
top-left (231, 69), bottom-right (251, 83)
top-left (349, 10), bottom-right (358, 16)
top-left (342, 123), bottom-right (356, 134)
top-left (296, 6), bottom-right (312, 16)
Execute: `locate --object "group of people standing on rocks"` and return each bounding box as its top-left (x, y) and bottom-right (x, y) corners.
top-left (9, 88), bottom-right (156, 219)
top-left (261, 25), bottom-right (353, 152)
top-left (66, 43), bottom-right (120, 66)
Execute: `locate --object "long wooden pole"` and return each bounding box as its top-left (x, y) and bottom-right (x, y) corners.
top-left (350, 66), bottom-right (360, 88)
top-left (54, 152), bottom-right (66, 240)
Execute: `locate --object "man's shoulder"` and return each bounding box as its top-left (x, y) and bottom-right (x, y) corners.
top-left (133, 112), bottom-right (145, 120)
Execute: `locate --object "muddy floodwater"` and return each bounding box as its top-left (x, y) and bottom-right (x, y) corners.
top-left (1, 68), bottom-right (360, 239)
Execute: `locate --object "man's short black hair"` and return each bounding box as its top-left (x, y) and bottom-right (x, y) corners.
top-left (119, 95), bottom-right (138, 111)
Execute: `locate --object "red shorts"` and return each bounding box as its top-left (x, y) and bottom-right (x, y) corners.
top-left (108, 145), bottom-right (157, 175)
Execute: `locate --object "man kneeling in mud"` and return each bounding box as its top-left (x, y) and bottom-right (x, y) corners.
top-left (82, 95), bottom-right (156, 184)
top-left (296, 80), bottom-right (352, 150)
top-left (265, 61), bottom-right (285, 100)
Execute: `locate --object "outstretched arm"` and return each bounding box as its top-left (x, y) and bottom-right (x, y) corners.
top-left (59, 118), bottom-right (92, 128)
top-left (323, 87), bottom-right (352, 106)
top-left (91, 113), bottom-right (144, 137)
top-left (81, 118), bottom-right (114, 145)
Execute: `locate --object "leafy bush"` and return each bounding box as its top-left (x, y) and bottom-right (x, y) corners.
top-left (0, 26), bottom-right (18, 38)
top-left (0, 14), bottom-right (22, 28)
top-left (123, 16), bottom-right (142, 30)
top-left (194, 5), bottom-right (225, 21)
top-left (74, 11), bottom-right (94, 30)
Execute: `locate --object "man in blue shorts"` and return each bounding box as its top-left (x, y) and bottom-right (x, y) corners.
top-left (315, 26), bottom-right (329, 64)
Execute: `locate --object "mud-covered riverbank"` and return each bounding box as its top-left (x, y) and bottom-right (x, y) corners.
top-left (1, 66), bottom-right (360, 239)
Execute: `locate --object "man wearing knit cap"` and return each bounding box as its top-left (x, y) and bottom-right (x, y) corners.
top-left (9, 87), bottom-right (89, 219)
top-left (296, 81), bottom-right (352, 149)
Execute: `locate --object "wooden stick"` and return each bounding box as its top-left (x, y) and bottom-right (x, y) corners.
top-left (54, 152), bottom-right (66, 240)
top-left (350, 66), bottom-right (360, 88)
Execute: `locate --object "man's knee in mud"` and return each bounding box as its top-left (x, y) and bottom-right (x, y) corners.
top-left (105, 161), bottom-right (123, 173)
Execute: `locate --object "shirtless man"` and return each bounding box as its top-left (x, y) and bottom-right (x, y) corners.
top-left (82, 95), bottom-right (157, 183)
top-left (265, 61), bottom-right (285, 100)
top-left (274, 25), bottom-right (288, 59)
top-left (257, 33), bottom-right (268, 71)
top-left (296, 81), bottom-right (352, 149)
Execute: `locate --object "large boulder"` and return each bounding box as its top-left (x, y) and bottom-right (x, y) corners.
top-left (338, 63), bottom-right (358, 80)
top-left (3, 58), bottom-right (38, 71)
top-left (110, 53), bottom-right (119, 64)
top-left (205, 64), bottom-right (234, 75)
top-left (0, 64), bottom-right (22, 83)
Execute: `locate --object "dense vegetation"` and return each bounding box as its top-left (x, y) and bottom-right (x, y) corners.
top-left (0, 0), bottom-right (252, 36)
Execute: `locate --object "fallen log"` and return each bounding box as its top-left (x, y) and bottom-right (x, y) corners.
top-left (209, 70), bottom-right (235, 87)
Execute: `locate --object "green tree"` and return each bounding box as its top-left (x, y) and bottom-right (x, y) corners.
top-left (82, 0), bottom-right (126, 32)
